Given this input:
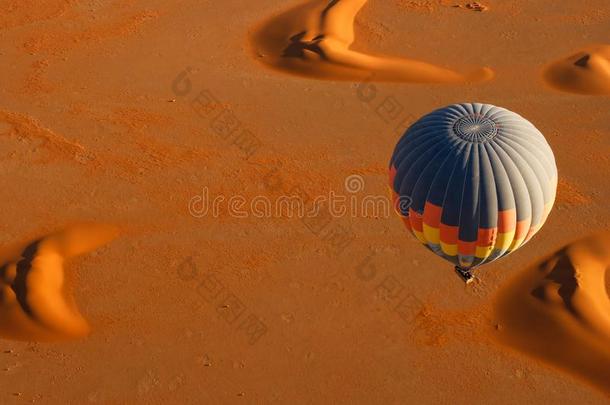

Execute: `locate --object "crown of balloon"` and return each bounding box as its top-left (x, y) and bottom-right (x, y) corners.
top-left (452, 114), bottom-right (498, 143)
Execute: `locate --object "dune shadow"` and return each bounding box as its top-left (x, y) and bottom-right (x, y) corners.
top-left (2, 240), bottom-right (44, 319)
top-left (494, 233), bottom-right (610, 396)
top-left (282, 31), bottom-right (327, 59)
top-left (531, 249), bottom-right (579, 315)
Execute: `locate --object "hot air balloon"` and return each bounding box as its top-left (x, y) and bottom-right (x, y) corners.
top-left (389, 103), bottom-right (557, 282)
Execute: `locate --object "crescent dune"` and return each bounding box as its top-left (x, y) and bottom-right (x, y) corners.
top-left (250, 0), bottom-right (494, 83)
top-left (0, 224), bottom-right (119, 342)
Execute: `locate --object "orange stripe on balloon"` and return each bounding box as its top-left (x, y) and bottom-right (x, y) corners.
top-left (477, 227), bottom-right (498, 247)
top-left (514, 219), bottom-right (530, 241)
top-left (401, 216), bottom-right (412, 231)
top-left (458, 240), bottom-right (477, 256)
top-left (423, 201), bottom-right (442, 228)
top-left (440, 223), bottom-right (458, 245)
top-left (408, 208), bottom-right (423, 232)
top-left (497, 209), bottom-right (516, 233)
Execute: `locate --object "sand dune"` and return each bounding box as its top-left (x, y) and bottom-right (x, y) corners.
top-left (544, 45), bottom-right (610, 95)
top-left (0, 224), bottom-right (119, 342)
top-left (251, 0), bottom-right (494, 83)
top-left (494, 232), bottom-right (610, 395)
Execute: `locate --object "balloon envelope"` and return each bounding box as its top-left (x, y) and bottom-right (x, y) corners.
top-left (389, 103), bottom-right (557, 270)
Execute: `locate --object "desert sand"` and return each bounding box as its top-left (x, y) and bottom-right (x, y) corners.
top-left (0, 0), bottom-right (609, 403)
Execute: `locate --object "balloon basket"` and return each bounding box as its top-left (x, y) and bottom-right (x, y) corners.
top-left (454, 266), bottom-right (474, 284)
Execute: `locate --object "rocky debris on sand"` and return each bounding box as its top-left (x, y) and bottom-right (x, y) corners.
top-left (454, 2), bottom-right (489, 11)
